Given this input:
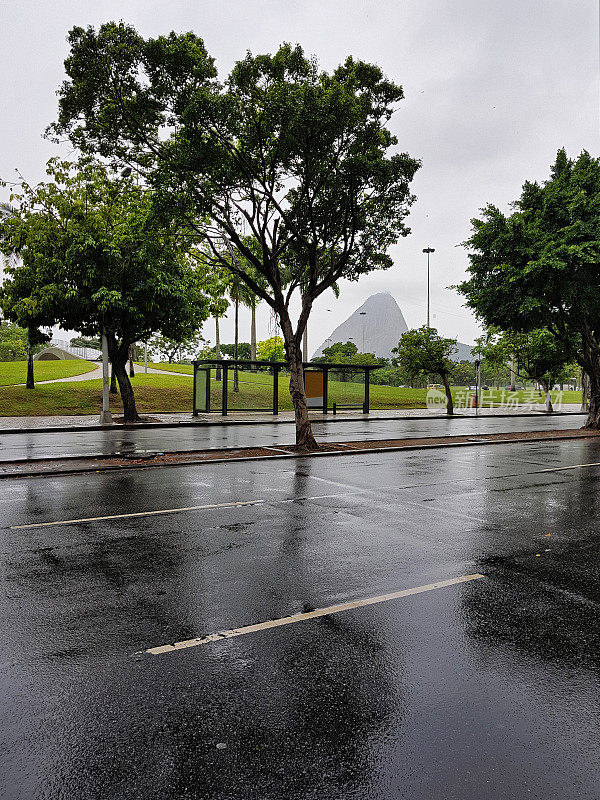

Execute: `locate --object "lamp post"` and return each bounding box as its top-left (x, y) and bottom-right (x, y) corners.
top-left (359, 312), bottom-right (366, 352)
top-left (423, 247), bottom-right (435, 327)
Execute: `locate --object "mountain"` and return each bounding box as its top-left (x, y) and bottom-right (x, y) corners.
top-left (453, 341), bottom-right (475, 362)
top-left (312, 291), bottom-right (476, 361)
top-left (312, 292), bottom-right (409, 360)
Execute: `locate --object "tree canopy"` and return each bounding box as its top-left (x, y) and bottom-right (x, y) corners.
top-left (392, 326), bottom-right (457, 414)
top-left (0, 158), bottom-right (209, 419)
top-left (458, 149), bottom-right (600, 425)
top-left (257, 336), bottom-right (286, 363)
top-left (50, 23), bottom-right (420, 447)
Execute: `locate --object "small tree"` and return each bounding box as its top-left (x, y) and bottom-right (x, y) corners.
top-left (1, 271), bottom-right (52, 388)
top-left (313, 340), bottom-right (384, 381)
top-left (480, 328), bottom-right (572, 411)
top-left (257, 336), bottom-right (286, 363)
top-left (148, 332), bottom-right (205, 363)
top-left (0, 322), bottom-right (28, 361)
top-left (393, 327), bottom-right (458, 414)
top-left (51, 25), bottom-right (420, 448)
top-left (0, 159), bottom-right (208, 420)
top-left (220, 342), bottom-right (251, 360)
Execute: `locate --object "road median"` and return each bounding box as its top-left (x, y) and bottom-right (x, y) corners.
top-left (1, 427), bottom-right (598, 480)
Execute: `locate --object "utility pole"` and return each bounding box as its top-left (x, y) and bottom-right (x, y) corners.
top-left (100, 328), bottom-right (112, 424)
top-left (144, 340), bottom-right (148, 373)
top-left (423, 247), bottom-right (435, 327)
top-left (475, 359), bottom-right (481, 417)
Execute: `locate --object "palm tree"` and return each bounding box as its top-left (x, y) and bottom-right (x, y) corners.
top-left (249, 293), bottom-right (259, 363)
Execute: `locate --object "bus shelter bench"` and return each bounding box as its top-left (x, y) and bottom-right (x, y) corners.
top-left (332, 402), bottom-right (368, 415)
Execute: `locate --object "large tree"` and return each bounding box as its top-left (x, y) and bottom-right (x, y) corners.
top-left (50, 23), bottom-right (419, 448)
top-left (392, 327), bottom-right (458, 414)
top-left (458, 149), bottom-right (600, 427)
top-left (0, 158), bottom-right (208, 420)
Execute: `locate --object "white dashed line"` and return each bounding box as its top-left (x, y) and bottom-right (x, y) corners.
top-left (10, 500), bottom-right (265, 529)
top-left (9, 493), bottom-right (354, 530)
top-left (540, 461), bottom-right (600, 473)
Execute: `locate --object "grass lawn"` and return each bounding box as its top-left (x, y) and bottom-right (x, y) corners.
top-left (0, 365), bottom-right (583, 416)
top-left (0, 359), bottom-right (98, 386)
top-left (0, 374), bottom-right (191, 416)
top-left (142, 362), bottom-right (193, 375)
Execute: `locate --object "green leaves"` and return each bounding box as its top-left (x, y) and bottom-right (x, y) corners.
top-left (392, 327), bottom-right (458, 380)
top-left (52, 25), bottom-right (419, 320)
top-left (0, 158), bottom-right (209, 348)
top-left (458, 148), bottom-right (600, 379)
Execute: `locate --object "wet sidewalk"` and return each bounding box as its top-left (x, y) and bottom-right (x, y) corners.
top-left (0, 404), bottom-right (585, 434)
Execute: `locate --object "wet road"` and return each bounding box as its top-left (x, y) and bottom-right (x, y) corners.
top-left (2, 440), bottom-right (600, 798)
top-left (0, 412), bottom-right (587, 461)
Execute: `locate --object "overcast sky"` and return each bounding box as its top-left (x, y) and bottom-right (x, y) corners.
top-left (1, 0), bottom-right (598, 351)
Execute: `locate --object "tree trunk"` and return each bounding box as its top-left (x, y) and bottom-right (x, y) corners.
top-left (215, 316), bottom-right (221, 381)
top-left (26, 349), bottom-right (34, 390)
top-left (106, 335), bottom-right (140, 422)
top-left (279, 312), bottom-right (318, 450)
top-left (442, 373), bottom-right (454, 415)
top-left (233, 297), bottom-right (239, 392)
top-left (581, 371), bottom-right (589, 412)
top-left (585, 368), bottom-right (600, 428)
top-left (128, 344), bottom-right (135, 378)
top-left (250, 304), bottom-right (257, 370)
top-left (542, 381), bottom-right (553, 413)
top-left (114, 357), bottom-right (140, 422)
top-left (110, 364), bottom-right (118, 394)
top-left (581, 330), bottom-right (600, 427)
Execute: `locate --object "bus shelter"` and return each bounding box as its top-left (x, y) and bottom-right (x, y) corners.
top-left (192, 359), bottom-right (382, 416)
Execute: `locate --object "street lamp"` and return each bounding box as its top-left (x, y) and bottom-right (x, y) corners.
top-left (423, 247), bottom-right (435, 327)
top-left (359, 311), bottom-right (366, 352)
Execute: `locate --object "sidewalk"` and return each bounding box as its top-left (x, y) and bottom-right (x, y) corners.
top-left (0, 404), bottom-right (586, 434)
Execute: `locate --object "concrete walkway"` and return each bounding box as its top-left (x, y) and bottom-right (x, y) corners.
top-left (0, 404), bottom-right (585, 433)
top-left (16, 364), bottom-right (179, 387)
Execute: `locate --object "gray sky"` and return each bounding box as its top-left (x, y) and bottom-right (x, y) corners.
top-left (1, 0), bottom-right (598, 351)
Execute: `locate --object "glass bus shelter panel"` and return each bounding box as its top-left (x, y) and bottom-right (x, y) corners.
top-left (193, 367), bottom-right (211, 414)
top-left (226, 365), bottom-right (276, 411)
top-left (326, 369), bottom-right (367, 410)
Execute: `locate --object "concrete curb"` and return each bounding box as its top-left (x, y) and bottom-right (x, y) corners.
top-left (0, 410), bottom-right (587, 436)
top-left (1, 430), bottom-right (594, 480)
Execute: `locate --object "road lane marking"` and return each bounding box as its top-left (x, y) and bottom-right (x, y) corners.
top-left (12, 458), bottom-right (600, 531)
top-left (8, 493), bottom-right (353, 530)
top-left (540, 461), bottom-right (600, 473)
top-left (144, 573), bottom-right (484, 656)
top-left (10, 500), bottom-right (265, 529)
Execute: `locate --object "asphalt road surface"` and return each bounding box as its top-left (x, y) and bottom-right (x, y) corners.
top-left (2, 438), bottom-right (600, 799)
top-left (0, 412), bottom-right (587, 461)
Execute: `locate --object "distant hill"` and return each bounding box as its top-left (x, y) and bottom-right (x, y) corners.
top-left (453, 341), bottom-right (475, 362)
top-left (312, 292), bottom-right (408, 360)
top-left (313, 292), bottom-right (475, 361)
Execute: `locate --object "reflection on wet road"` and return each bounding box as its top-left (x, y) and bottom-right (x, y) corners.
top-left (0, 412), bottom-right (587, 461)
top-left (1, 439), bottom-right (600, 798)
